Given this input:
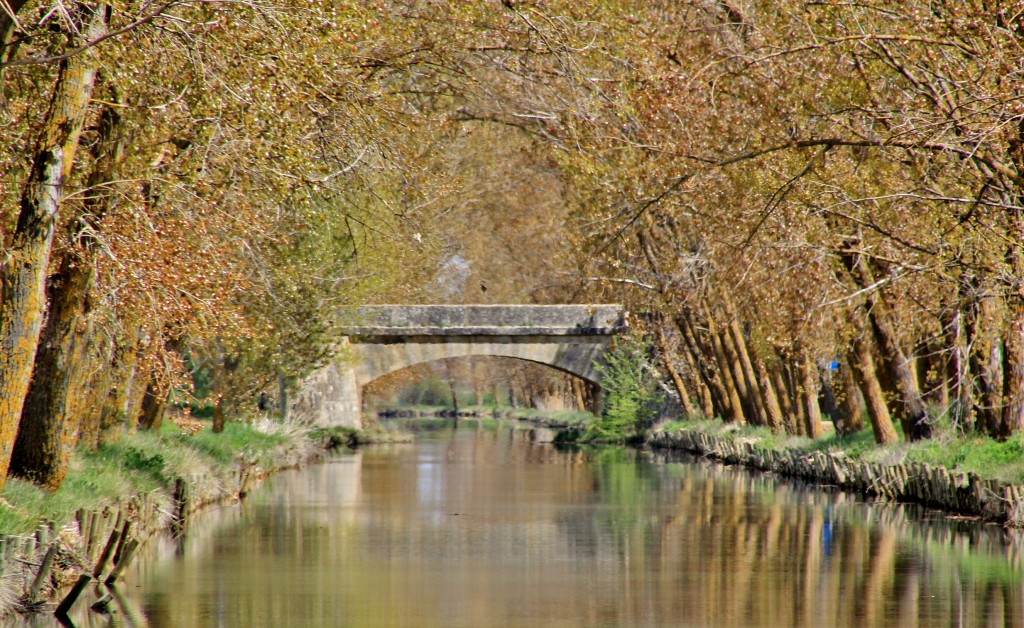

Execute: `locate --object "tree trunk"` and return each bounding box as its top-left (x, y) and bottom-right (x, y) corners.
top-left (969, 294), bottom-right (1003, 435)
top-left (11, 87), bottom-right (125, 488)
top-left (818, 367), bottom-right (840, 424)
top-left (751, 350), bottom-right (785, 432)
top-left (0, 0), bottom-right (31, 92)
top-left (1000, 210), bottom-right (1024, 437)
top-left (1000, 309), bottom-right (1024, 437)
top-left (121, 334), bottom-right (150, 434)
top-left (919, 331), bottom-right (950, 410)
top-left (722, 294), bottom-right (770, 427)
top-left (138, 381), bottom-right (168, 432)
top-left (835, 356), bottom-right (864, 436)
top-left (278, 372), bottom-right (289, 419)
top-left (77, 336), bottom-right (115, 450)
top-left (706, 314), bottom-right (745, 424)
top-left (82, 328), bottom-right (141, 446)
top-left (653, 317), bottom-right (696, 418)
top-left (674, 313), bottom-right (715, 419)
top-left (948, 306), bottom-right (975, 432)
top-left (9, 260), bottom-right (97, 488)
top-left (716, 310), bottom-right (758, 424)
top-left (770, 362), bottom-right (799, 434)
top-left (786, 358), bottom-right (808, 435)
top-left (847, 310), bottom-right (899, 444)
top-left (0, 3), bottom-right (108, 491)
top-left (676, 311), bottom-right (728, 419)
top-left (871, 312), bottom-right (931, 440)
top-left (211, 396), bottom-right (226, 434)
top-left (798, 350), bottom-right (824, 439)
top-left (695, 375), bottom-right (715, 420)
top-left (840, 236), bottom-right (931, 439)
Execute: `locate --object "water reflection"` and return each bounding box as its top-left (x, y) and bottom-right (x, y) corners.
top-left (27, 418), bottom-right (1024, 627)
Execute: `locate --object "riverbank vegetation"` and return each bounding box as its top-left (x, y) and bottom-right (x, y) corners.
top-left (658, 416), bottom-right (1024, 487)
top-left (0, 419), bottom-right (307, 537)
top-left (3, 0), bottom-right (1024, 543)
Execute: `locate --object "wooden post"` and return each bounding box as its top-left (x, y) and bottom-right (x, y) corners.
top-left (105, 538), bottom-right (139, 584)
top-left (29, 544), bottom-right (58, 600)
top-left (92, 527), bottom-right (121, 579)
top-left (55, 573), bottom-right (92, 617)
top-left (112, 519), bottom-right (132, 566)
top-left (90, 591), bottom-right (113, 613)
top-left (86, 510), bottom-right (100, 560)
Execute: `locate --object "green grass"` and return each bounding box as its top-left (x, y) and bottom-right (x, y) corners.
top-left (660, 417), bottom-right (810, 450)
top-left (545, 410), bottom-right (594, 426)
top-left (181, 421), bottom-right (289, 466)
top-left (905, 433), bottom-right (1024, 484)
top-left (656, 416), bottom-right (1024, 485)
top-left (803, 426), bottom-right (878, 458)
top-left (0, 420), bottom-right (300, 536)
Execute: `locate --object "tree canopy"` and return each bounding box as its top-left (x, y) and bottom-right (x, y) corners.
top-left (2, 0), bottom-right (1024, 489)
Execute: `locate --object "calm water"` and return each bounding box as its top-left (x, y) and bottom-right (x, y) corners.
top-left (49, 419), bottom-right (1024, 626)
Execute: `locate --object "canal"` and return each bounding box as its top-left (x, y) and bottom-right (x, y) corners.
top-left (47, 418), bottom-right (1024, 626)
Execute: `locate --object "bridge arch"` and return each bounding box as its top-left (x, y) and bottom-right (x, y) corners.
top-left (353, 336), bottom-right (609, 386)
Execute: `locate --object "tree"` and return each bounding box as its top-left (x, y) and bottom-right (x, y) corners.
top-left (587, 332), bottom-right (663, 442)
top-left (0, 2), bottom-right (108, 490)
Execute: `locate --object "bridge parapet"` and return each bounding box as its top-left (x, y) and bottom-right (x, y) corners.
top-left (338, 304), bottom-right (627, 337)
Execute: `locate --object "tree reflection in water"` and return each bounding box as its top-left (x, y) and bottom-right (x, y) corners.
top-left (44, 418), bottom-right (1022, 628)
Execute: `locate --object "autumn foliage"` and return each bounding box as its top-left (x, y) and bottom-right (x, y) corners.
top-left (2, 0), bottom-right (1024, 491)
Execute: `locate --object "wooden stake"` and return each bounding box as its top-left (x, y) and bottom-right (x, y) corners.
top-left (29, 544), bottom-right (58, 600)
top-left (92, 528), bottom-right (121, 579)
top-left (90, 592), bottom-right (113, 613)
top-left (105, 538), bottom-right (139, 585)
top-left (86, 510), bottom-right (100, 559)
top-left (112, 520), bottom-right (132, 566)
top-left (55, 573), bottom-right (92, 617)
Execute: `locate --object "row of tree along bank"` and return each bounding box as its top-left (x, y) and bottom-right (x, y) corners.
top-left (546, 325), bottom-right (1024, 527)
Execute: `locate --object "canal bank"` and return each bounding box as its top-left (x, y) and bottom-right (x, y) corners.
top-left (508, 400), bottom-right (1024, 528)
top-left (0, 419), bottom-right (406, 622)
top-left (645, 423), bottom-right (1024, 527)
top-left (380, 409), bottom-right (1024, 528)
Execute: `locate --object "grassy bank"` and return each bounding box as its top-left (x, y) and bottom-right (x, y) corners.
top-left (0, 419), bottom-right (313, 537)
top-left (657, 417), bottom-right (1024, 486)
top-left (0, 415), bottom-right (429, 619)
top-left (648, 417), bottom-right (1024, 525)
top-left (0, 417), bottom-right (348, 618)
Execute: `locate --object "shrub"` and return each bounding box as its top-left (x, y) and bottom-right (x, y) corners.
top-left (585, 333), bottom-right (664, 443)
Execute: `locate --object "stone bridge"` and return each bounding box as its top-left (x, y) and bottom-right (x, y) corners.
top-left (290, 305), bottom-right (627, 428)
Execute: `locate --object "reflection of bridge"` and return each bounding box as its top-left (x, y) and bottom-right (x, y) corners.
top-left (291, 305), bottom-right (627, 428)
